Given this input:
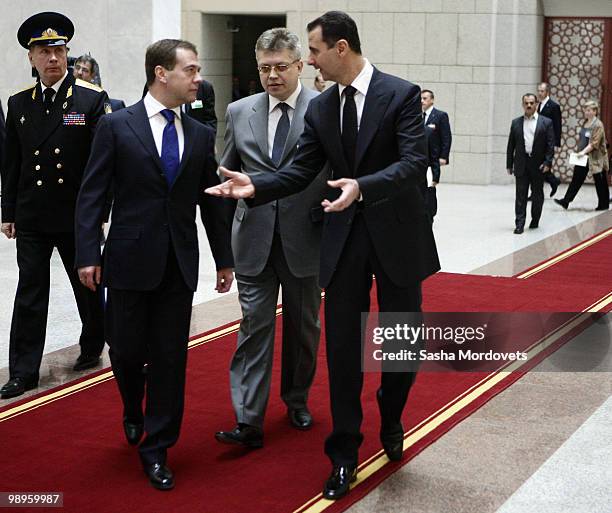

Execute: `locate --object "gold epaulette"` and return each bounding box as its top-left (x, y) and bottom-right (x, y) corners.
top-left (75, 78), bottom-right (104, 92)
top-left (12, 83), bottom-right (36, 96)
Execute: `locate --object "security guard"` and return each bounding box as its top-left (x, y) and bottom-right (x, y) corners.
top-left (0, 12), bottom-right (109, 399)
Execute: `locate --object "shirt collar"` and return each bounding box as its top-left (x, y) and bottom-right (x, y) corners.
top-left (524, 112), bottom-right (538, 121)
top-left (144, 92), bottom-right (182, 120)
top-left (425, 105), bottom-right (434, 116)
top-left (540, 96), bottom-right (549, 105)
top-left (268, 81), bottom-right (302, 113)
top-left (338, 58), bottom-right (374, 99)
top-left (41, 70), bottom-right (68, 94)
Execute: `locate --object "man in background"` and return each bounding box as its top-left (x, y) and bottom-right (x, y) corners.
top-left (73, 54), bottom-right (126, 112)
top-left (507, 93), bottom-right (555, 234)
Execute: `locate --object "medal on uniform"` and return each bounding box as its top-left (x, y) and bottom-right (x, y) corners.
top-left (62, 101), bottom-right (68, 110)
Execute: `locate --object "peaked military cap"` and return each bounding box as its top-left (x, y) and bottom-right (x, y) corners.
top-left (17, 12), bottom-right (74, 49)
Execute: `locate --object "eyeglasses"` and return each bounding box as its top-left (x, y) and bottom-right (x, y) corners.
top-left (257, 60), bottom-right (300, 74)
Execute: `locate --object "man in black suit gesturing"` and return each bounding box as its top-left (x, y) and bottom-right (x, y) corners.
top-left (75, 39), bottom-right (234, 490)
top-left (207, 11), bottom-right (439, 500)
top-left (507, 93), bottom-right (555, 233)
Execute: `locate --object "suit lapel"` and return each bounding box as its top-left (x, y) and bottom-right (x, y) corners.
top-left (248, 94), bottom-right (275, 167)
top-left (126, 100), bottom-right (165, 174)
top-left (354, 69), bottom-right (394, 172)
top-left (278, 89), bottom-right (309, 166)
top-left (173, 112), bottom-right (195, 186)
top-left (35, 74), bottom-right (73, 147)
top-left (320, 84), bottom-right (348, 174)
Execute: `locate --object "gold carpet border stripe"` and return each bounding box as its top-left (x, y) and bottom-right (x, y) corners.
top-left (517, 227), bottom-right (612, 279)
top-left (294, 304), bottom-right (607, 513)
top-left (0, 307), bottom-right (287, 422)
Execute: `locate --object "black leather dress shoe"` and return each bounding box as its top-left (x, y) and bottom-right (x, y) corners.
top-left (554, 198), bottom-right (569, 210)
top-left (143, 462), bottom-right (174, 491)
top-left (288, 408), bottom-right (313, 430)
top-left (215, 424), bottom-right (263, 448)
top-left (513, 227), bottom-right (524, 234)
top-left (0, 377), bottom-right (38, 399)
top-left (595, 206), bottom-right (609, 211)
top-left (323, 465), bottom-right (357, 500)
top-left (73, 353), bottom-right (101, 372)
top-left (529, 220), bottom-right (539, 229)
top-left (123, 418), bottom-right (144, 446)
top-left (549, 176), bottom-right (560, 197)
top-left (381, 432), bottom-right (404, 461)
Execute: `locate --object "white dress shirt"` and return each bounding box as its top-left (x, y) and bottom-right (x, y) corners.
top-left (267, 81), bottom-right (302, 159)
top-left (523, 112), bottom-right (538, 156)
top-left (423, 105), bottom-right (434, 125)
top-left (338, 59), bottom-right (374, 132)
top-left (144, 92), bottom-right (185, 160)
top-left (41, 70), bottom-right (69, 103)
top-left (538, 96), bottom-right (549, 112)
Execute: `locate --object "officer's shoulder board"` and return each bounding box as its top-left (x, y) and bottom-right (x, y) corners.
top-left (11, 82), bottom-right (36, 98)
top-left (75, 78), bottom-right (104, 93)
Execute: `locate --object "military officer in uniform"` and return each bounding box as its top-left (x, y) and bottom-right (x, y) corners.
top-left (0, 12), bottom-right (109, 399)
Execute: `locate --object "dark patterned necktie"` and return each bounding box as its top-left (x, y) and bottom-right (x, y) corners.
top-left (342, 85), bottom-right (358, 175)
top-left (271, 102), bottom-right (290, 166)
top-left (43, 87), bottom-right (54, 115)
top-left (160, 109), bottom-right (180, 186)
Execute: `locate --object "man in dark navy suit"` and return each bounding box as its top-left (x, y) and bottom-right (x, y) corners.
top-left (1, 12), bottom-right (108, 400)
top-left (207, 11), bottom-right (440, 500)
top-left (184, 79), bottom-right (217, 134)
top-left (75, 39), bottom-right (234, 490)
top-left (421, 89), bottom-right (452, 168)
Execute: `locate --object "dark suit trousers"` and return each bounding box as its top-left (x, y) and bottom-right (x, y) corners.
top-left (106, 247), bottom-right (193, 465)
top-left (515, 157), bottom-right (544, 228)
top-left (563, 165), bottom-right (609, 209)
top-left (231, 233), bottom-right (321, 428)
top-left (324, 214), bottom-right (422, 467)
top-left (9, 230), bottom-right (104, 381)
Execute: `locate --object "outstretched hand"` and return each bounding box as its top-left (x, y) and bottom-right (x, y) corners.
top-left (205, 167), bottom-right (255, 199)
top-left (321, 178), bottom-right (361, 212)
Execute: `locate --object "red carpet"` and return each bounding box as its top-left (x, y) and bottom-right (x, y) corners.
top-left (0, 229), bottom-right (610, 513)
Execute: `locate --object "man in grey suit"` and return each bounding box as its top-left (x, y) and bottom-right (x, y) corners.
top-left (215, 28), bottom-right (327, 448)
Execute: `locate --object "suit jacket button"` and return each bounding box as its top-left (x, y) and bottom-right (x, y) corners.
top-left (58, 178), bottom-right (64, 184)
top-left (34, 150), bottom-right (40, 156)
top-left (56, 163), bottom-right (63, 169)
top-left (35, 165), bottom-right (41, 171)
top-left (54, 148), bottom-right (61, 154)
top-left (36, 180), bottom-right (43, 186)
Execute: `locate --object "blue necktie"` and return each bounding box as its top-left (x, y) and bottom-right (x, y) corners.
top-left (271, 103), bottom-right (290, 166)
top-left (160, 109), bottom-right (180, 186)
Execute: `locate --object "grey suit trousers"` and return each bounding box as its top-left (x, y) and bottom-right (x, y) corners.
top-left (230, 233), bottom-right (321, 428)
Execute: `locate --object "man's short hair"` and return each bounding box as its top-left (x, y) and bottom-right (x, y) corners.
top-left (522, 93), bottom-right (537, 103)
top-left (307, 11), bottom-right (361, 54)
top-left (421, 89), bottom-right (434, 99)
top-left (75, 54), bottom-right (100, 85)
top-left (145, 39), bottom-right (197, 86)
top-left (538, 82), bottom-right (550, 93)
top-left (255, 27), bottom-right (301, 60)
